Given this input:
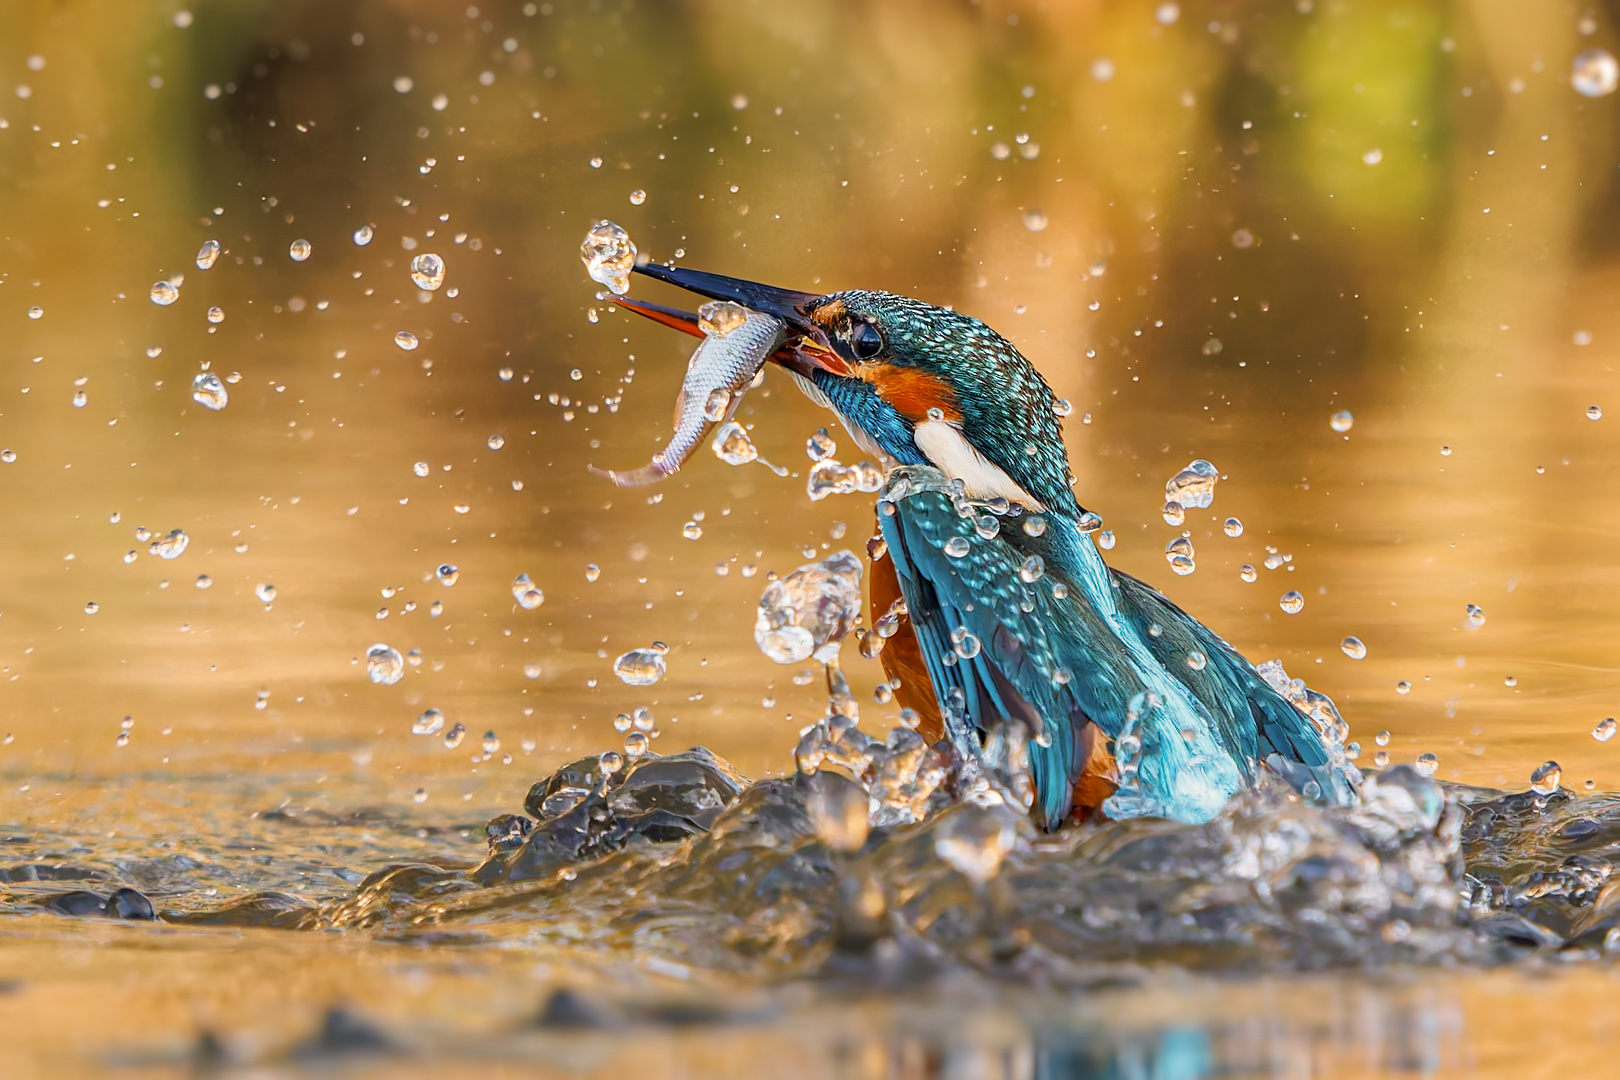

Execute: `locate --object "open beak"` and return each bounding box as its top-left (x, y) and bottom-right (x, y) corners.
top-left (617, 262), bottom-right (853, 377)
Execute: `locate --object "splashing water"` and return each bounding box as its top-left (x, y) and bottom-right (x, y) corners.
top-left (754, 551), bottom-right (862, 665)
top-left (580, 220), bottom-right (637, 295)
top-left (1165, 459), bottom-right (1219, 510)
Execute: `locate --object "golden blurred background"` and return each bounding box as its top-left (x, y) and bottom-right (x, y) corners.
top-left (2, 0), bottom-right (1619, 825)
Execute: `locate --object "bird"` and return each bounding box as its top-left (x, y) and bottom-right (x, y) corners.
top-left (611, 262), bottom-right (1358, 829)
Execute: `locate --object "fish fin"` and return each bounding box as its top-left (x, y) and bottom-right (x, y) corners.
top-left (587, 460), bottom-right (676, 487)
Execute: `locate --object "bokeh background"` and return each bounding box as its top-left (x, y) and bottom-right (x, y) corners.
top-left (3, 0), bottom-right (1620, 830)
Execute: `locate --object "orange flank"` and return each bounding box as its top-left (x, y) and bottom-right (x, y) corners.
top-left (861, 363), bottom-right (962, 424)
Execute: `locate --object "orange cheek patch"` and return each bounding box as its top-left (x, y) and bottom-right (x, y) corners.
top-left (863, 364), bottom-right (961, 424)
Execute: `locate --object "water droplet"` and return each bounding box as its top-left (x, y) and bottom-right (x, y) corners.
top-left (1161, 501), bottom-right (1185, 527)
top-left (585, 564), bottom-right (601, 583)
top-left (579, 220), bottom-right (637, 296)
top-left (1530, 760), bottom-right (1563, 795)
top-left (353, 224), bottom-right (374, 246)
top-left (1588, 405), bottom-right (1604, 421)
top-left (1187, 650), bottom-right (1207, 671)
top-left (712, 421), bottom-right (759, 465)
top-left (443, 723), bottom-right (466, 749)
top-left (1414, 752), bottom-right (1439, 776)
top-left (1165, 459), bottom-right (1219, 510)
top-left (195, 574), bottom-right (212, 589)
top-left (1169, 555), bottom-right (1195, 576)
top-left (1341, 636), bottom-right (1367, 660)
top-left (395, 331), bottom-right (419, 350)
top-left (1201, 337), bottom-right (1222, 355)
top-left (1396, 680), bottom-right (1411, 695)
top-left (1155, 1), bottom-right (1180, 24)
top-left (1279, 590), bottom-right (1304, 615)
top-left (1098, 530), bottom-right (1116, 550)
top-left (1022, 208), bottom-right (1048, 232)
top-left (702, 388), bottom-right (731, 422)
top-left (150, 281), bottom-right (179, 306)
top-left (482, 730), bottom-right (501, 756)
top-left (84, 601), bottom-right (99, 614)
top-left (191, 372), bottom-right (227, 410)
top-left (116, 731), bottom-right (129, 748)
top-left (1594, 718), bottom-right (1616, 742)
top-left (952, 628), bottom-right (982, 659)
top-left (755, 552), bottom-right (863, 665)
top-left (1573, 48), bottom-right (1619, 97)
top-left (413, 461), bottom-right (429, 477)
top-left (1330, 410), bottom-right (1354, 433)
top-left (487, 434), bottom-right (505, 450)
top-left (629, 189), bottom-right (647, 205)
top-left (366, 644), bottom-right (405, 685)
top-left (614, 646), bottom-right (668, 686)
top-left (435, 564), bottom-right (459, 586)
top-left (1440, 445), bottom-right (1452, 456)
top-left (512, 573), bottom-right (544, 610)
top-left (429, 600), bottom-right (443, 617)
top-left (1018, 554), bottom-right (1045, 583)
top-left (196, 239), bottom-right (220, 270)
top-left (72, 390), bottom-right (87, 408)
top-left (1239, 564), bottom-right (1257, 582)
top-left (943, 536), bottom-right (971, 558)
top-left (413, 708), bottom-right (445, 736)
top-left (934, 809), bottom-right (1016, 884)
top-left (1223, 517), bottom-right (1243, 537)
top-left (254, 583), bottom-right (276, 603)
top-left (288, 239), bottom-right (312, 262)
top-left (600, 750), bottom-right (624, 775)
top-left (206, 306), bottom-right (224, 324)
top-left (410, 252), bottom-right (445, 290)
top-left (1052, 398), bottom-right (1073, 417)
top-left (148, 529), bottom-right (189, 560)
top-left (805, 428), bottom-right (837, 462)
top-left (1466, 603), bottom-right (1486, 627)
top-left (1373, 751), bottom-right (1389, 768)
top-left (1022, 516), bottom-right (1047, 538)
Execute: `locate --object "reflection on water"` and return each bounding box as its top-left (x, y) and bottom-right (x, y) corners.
top-left (6, 0), bottom-right (1620, 1072)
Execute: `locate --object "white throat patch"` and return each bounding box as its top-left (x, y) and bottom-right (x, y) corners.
top-left (912, 420), bottom-right (1045, 510)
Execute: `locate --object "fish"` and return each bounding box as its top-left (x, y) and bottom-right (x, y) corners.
top-left (591, 301), bottom-right (785, 487)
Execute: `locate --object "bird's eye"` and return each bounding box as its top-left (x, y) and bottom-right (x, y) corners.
top-left (850, 322), bottom-right (883, 360)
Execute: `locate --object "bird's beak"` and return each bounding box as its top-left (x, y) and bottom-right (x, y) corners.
top-left (619, 262), bottom-right (854, 377)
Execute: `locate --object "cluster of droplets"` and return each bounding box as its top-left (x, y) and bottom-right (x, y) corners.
top-left (802, 428), bottom-right (883, 501)
top-left (579, 220), bottom-right (637, 295)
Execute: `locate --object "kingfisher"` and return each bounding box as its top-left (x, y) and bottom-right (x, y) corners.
top-left (610, 262), bottom-right (1356, 829)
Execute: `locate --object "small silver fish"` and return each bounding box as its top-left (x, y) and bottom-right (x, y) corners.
top-left (592, 302), bottom-right (784, 487)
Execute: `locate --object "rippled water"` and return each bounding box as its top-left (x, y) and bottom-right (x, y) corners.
top-left (7, 0), bottom-right (1620, 1073)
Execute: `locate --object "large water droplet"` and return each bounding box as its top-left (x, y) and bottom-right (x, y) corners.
top-left (413, 708), bottom-right (445, 735)
top-left (1098, 530), bottom-right (1116, 550)
top-left (698, 299), bottom-right (749, 337)
top-left (1330, 410), bottom-right (1354, 433)
top-left (1530, 760), bottom-right (1562, 795)
top-left (353, 224), bottom-right (374, 246)
top-left (512, 573), bottom-right (544, 610)
top-left (1594, 718), bottom-right (1616, 742)
top-left (579, 220), bottom-right (637, 295)
top-left (1466, 603), bottom-right (1486, 627)
top-left (436, 564), bottom-right (459, 586)
top-left (395, 331), bottom-right (419, 351)
top-left (712, 421), bottom-right (758, 465)
top-left (1164, 459), bottom-right (1219, 510)
top-left (443, 723), bottom-right (466, 749)
top-left (1279, 590), bottom-right (1304, 614)
top-left (150, 281), bottom-right (179, 306)
top-left (943, 536), bottom-right (970, 558)
top-left (191, 372), bottom-right (227, 410)
top-left (1240, 564), bottom-right (1257, 582)
top-left (410, 252), bottom-right (445, 291)
top-left (1573, 48), bottom-right (1620, 97)
top-left (1223, 517), bottom-right (1243, 537)
top-left (288, 238), bottom-right (312, 262)
top-left (255, 583), bottom-right (276, 603)
top-left (366, 643), bottom-right (405, 685)
top-left (1341, 636), bottom-right (1367, 660)
top-left (613, 646), bottom-right (667, 686)
top-left (1414, 752), bottom-right (1439, 777)
top-left (196, 240), bottom-right (220, 270)
top-left (148, 529), bottom-right (189, 560)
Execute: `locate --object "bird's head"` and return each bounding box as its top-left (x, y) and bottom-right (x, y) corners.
top-left (619, 262), bottom-right (1083, 518)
